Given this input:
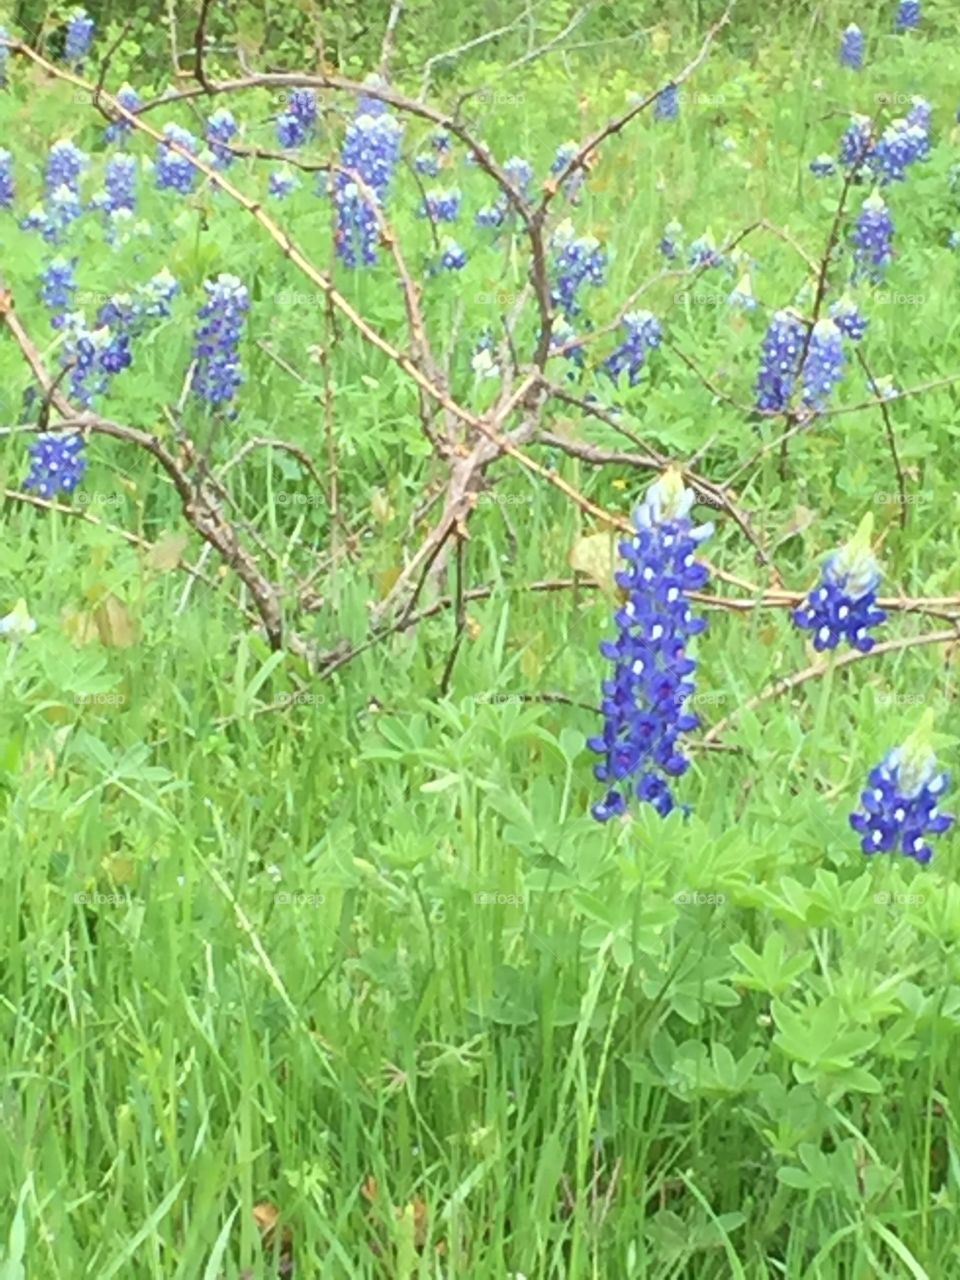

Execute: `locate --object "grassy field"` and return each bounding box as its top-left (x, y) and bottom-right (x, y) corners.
top-left (2, 3), bottom-right (960, 1276)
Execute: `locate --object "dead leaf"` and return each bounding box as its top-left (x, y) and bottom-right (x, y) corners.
top-left (62, 607), bottom-right (100, 647)
top-left (146, 532), bottom-right (189, 572)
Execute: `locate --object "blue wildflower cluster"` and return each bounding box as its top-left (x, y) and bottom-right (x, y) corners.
top-left (93, 153), bottom-right (137, 215)
top-left (793, 517), bottom-right (887, 652)
top-left (810, 154), bottom-right (837, 178)
top-left (268, 169), bottom-right (299, 199)
top-left (851, 719), bottom-right (952, 864)
top-left (894, 0), bottom-right (920, 31)
top-left (655, 84), bottom-right (679, 122)
top-left (414, 152), bottom-right (439, 177)
top-left (801, 318), bottom-right (845, 408)
top-left (105, 84), bottom-right (142, 144)
top-left (688, 233), bottom-right (724, 269)
top-left (40, 257), bottom-right (77, 327)
top-left (588, 471), bottom-right (712, 821)
top-left (754, 310), bottom-right (806, 411)
top-left (207, 109), bottom-right (239, 169)
top-left (550, 220), bottom-right (606, 319)
top-left (439, 238), bottom-right (467, 270)
top-left (852, 191), bottom-right (894, 281)
top-left (45, 140), bottom-right (87, 194)
top-left (64, 8), bottom-right (94, 66)
top-left (868, 117), bottom-right (929, 184)
top-left (23, 433), bottom-right (87, 498)
top-left (191, 274), bottom-right (250, 408)
top-left (840, 24), bottom-right (864, 68)
top-left (334, 107), bottom-right (404, 266)
top-left (276, 90), bottom-right (316, 149)
top-left (829, 295), bottom-right (868, 341)
top-left (605, 311), bottom-right (663, 386)
top-left (156, 124), bottom-right (200, 193)
top-left (0, 149), bottom-right (13, 208)
top-left (418, 187), bottom-right (461, 222)
top-left (658, 221), bottom-right (682, 260)
top-left (838, 114), bottom-right (873, 169)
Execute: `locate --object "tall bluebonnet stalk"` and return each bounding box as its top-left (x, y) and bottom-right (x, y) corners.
top-left (104, 84), bottom-right (142, 143)
top-left (156, 124), bottom-right (200, 193)
top-left (191, 274), bottom-right (249, 408)
top-left (868, 118), bottom-right (928, 184)
top-left (45, 140), bottom-right (87, 194)
top-left (852, 191), bottom-right (893, 281)
top-left (654, 83), bottom-right (679, 122)
top-left (754, 310), bottom-right (805, 411)
top-left (894, 0), bottom-right (920, 31)
top-left (93, 153), bottom-right (137, 215)
top-left (839, 114), bottom-right (873, 170)
top-left (64, 7), bottom-right (94, 66)
top-left (604, 311), bottom-right (662, 386)
top-left (276, 89), bottom-right (317, 148)
top-left (850, 712), bottom-right (952, 863)
top-left (40, 257), bottom-right (77, 327)
top-left (793, 514), bottom-right (886, 652)
top-left (23, 433), bottom-right (87, 498)
top-left (840, 24), bottom-right (864, 68)
top-left (588, 470), bottom-right (711, 821)
top-left (550, 219), bottom-right (606, 319)
top-left (334, 106), bottom-right (403, 266)
top-left (206, 109), bottom-right (239, 169)
top-left (801, 318), bottom-right (845, 408)
top-left (0, 149), bottom-right (12, 208)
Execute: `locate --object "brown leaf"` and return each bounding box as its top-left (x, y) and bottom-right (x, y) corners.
top-left (62, 607), bottom-right (100, 647)
top-left (569, 531), bottom-right (618, 597)
top-left (146, 532), bottom-right (189, 572)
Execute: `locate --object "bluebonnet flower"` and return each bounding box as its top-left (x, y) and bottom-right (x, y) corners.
top-left (439, 238), bottom-right (467, 270)
top-left (754, 309), bottom-right (805, 411)
top-left (156, 123), bottom-right (200, 193)
top-left (23, 432), bottom-right (87, 497)
top-left (850, 714), bottom-right (952, 863)
top-left (95, 153), bottom-right (137, 214)
top-left (549, 318), bottom-right (585, 379)
top-left (268, 169), bottom-right (299, 199)
top-left (659, 220), bottom-right (682, 260)
top-left (418, 186), bottom-right (461, 222)
top-left (906, 96), bottom-right (932, 132)
top-left (137, 268), bottom-right (180, 319)
top-left (191, 274), bottom-right (249, 408)
top-left (40, 257), bottom-right (76, 327)
top-left (104, 84), bottom-right (142, 143)
top-left (430, 130), bottom-right (451, 153)
top-left (0, 149), bottom-right (12, 208)
top-left (503, 155), bottom-right (533, 198)
top-left (550, 219), bottom-right (606, 319)
top-left (839, 114), bottom-right (873, 169)
top-left (605, 311), bottom-right (662, 386)
top-left (45, 140), bottom-right (87, 194)
top-left (728, 273), bottom-right (756, 310)
top-left (840, 23), bottom-right (864, 68)
top-left (276, 89), bottom-right (317, 148)
top-left (810, 153), bottom-right (837, 178)
top-left (829, 294), bottom-right (868, 340)
top-left (206, 108), bottom-right (238, 169)
top-left (688, 232), bottom-right (724, 269)
top-left (551, 141), bottom-right (584, 201)
top-left (64, 7), bottom-right (94, 65)
top-left (793, 514), bottom-right (886, 652)
top-left (868, 118), bottom-right (928, 184)
top-left (894, 0), bottom-right (920, 31)
top-left (334, 107), bottom-right (404, 266)
top-left (801, 318), bottom-right (845, 408)
top-left (475, 202), bottom-right (506, 228)
top-left (852, 191), bottom-right (893, 281)
top-left (29, 185), bottom-right (84, 243)
top-left (654, 83), bottom-right (679, 122)
top-left (588, 470), bottom-right (712, 821)
top-left (413, 152), bottom-right (439, 177)
top-left (59, 312), bottom-right (112, 406)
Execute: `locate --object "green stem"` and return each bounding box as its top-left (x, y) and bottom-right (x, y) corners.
top-left (810, 649), bottom-right (838, 779)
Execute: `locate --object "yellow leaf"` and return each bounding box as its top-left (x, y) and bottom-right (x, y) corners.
top-left (569, 531), bottom-right (618, 596)
top-left (146, 532), bottom-right (189, 572)
top-left (62, 607), bottom-right (100, 647)
top-left (95, 596), bottom-right (138, 648)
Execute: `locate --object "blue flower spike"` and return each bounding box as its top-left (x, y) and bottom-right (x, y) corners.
top-left (851, 711), bottom-right (953, 863)
top-left (793, 513), bottom-right (887, 652)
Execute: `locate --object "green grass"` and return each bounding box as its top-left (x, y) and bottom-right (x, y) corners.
top-left (2, 4), bottom-right (960, 1276)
